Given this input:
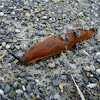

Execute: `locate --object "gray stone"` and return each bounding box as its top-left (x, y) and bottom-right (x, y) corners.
top-left (48, 62), bottom-right (55, 68)
top-left (16, 89), bottom-right (23, 95)
top-left (59, 75), bottom-right (67, 80)
top-left (13, 82), bottom-right (18, 88)
top-left (61, 34), bottom-right (66, 40)
top-left (54, 93), bottom-right (61, 100)
top-left (34, 64), bottom-right (41, 69)
top-left (52, 80), bottom-right (59, 87)
top-left (4, 84), bottom-right (11, 93)
top-left (0, 12), bottom-right (4, 16)
top-left (1, 94), bottom-right (8, 100)
top-left (74, 30), bottom-right (81, 37)
top-left (94, 52), bottom-right (100, 63)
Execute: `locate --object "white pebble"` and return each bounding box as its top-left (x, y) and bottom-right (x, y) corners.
top-left (84, 66), bottom-right (91, 71)
top-left (96, 69), bottom-right (100, 74)
top-left (22, 85), bottom-right (26, 91)
top-left (6, 44), bottom-right (10, 49)
top-left (48, 62), bottom-right (55, 68)
top-left (11, 11), bottom-right (15, 15)
top-left (16, 89), bottom-right (23, 94)
top-left (2, 42), bottom-right (6, 47)
top-left (0, 12), bottom-right (4, 16)
top-left (42, 16), bottom-right (48, 19)
top-left (0, 46), bottom-right (2, 49)
top-left (0, 89), bottom-right (4, 95)
top-left (87, 83), bottom-right (97, 88)
top-left (15, 29), bottom-right (20, 33)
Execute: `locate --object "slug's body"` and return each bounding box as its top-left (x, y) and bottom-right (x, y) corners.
top-left (19, 29), bottom-right (95, 64)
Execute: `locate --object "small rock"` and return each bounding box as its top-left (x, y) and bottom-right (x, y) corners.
top-left (48, 62), bottom-right (55, 68)
top-left (52, 80), bottom-right (59, 87)
top-left (94, 52), bottom-right (100, 63)
top-left (87, 83), bottom-right (97, 88)
top-left (15, 29), bottom-right (20, 33)
top-left (16, 89), bottom-right (23, 95)
top-left (11, 11), bottom-right (15, 15)
top-left (0, 46), bottom-right (2, 49)
top-left (84, 66), bottom-right (91, 71)
top-left (96, 69), bottom-right (100, 74)
top-left (2, 42), bottom-right (6, 47)
top-left (82, 50), bottom-right (89, 56)
top-left (1, 94), bottom-right (8, 100)
top-left (54, 93), bottom-right (61, 100)
top-left (69, 64), bottom-right (77, 69)
top-left (22, 85), bottom-right (26, 91)
top-left (78, 12), bottom-right (83, 17)
top-left (90, 65), bottom-right (95, 71)
top-left (25, 12), bottom-right (30, 17)
top-left (34, 64), bottom-right (41, 69)
top-left (4, 84), bottom-right (11, 93)
top-left (6, 44), bottom-right (10, 49)
top-left (34, 89), bottom-right (40, 96)
top-left (59, 75), bottom-right (67, 80)
top-left (0, 12), bottom-right (4, 16)
top-left (13, 82), bottom-right (18, 88)
top-left (0, 89), bottom-right (4, 95)
top-left (42, 16), bottom-right (48, 19)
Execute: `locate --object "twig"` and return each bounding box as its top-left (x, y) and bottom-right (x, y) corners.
top-left (71, 74), bottom-right (85, 100)
top-left (60, 82), bottom-right (75, 100)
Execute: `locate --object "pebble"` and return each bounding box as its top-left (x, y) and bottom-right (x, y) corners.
top-left (0, 89), bottom-right (4, 95)
top-left (6, 44), bottom-right (10, 49)
top-left (34, 64), bottom-right (41, 69)
top-left (59, 75), bottom-right (67, 80)
top-left (13, 82), bottom-right (18, 88)
top-left (16, 89), bottom-right (23, 95)
top-left (52, 80), bottom-right (59, 87)
top-left (48, 62), bottom-right (55, 68)
top-left (2, 42), bottom-right (6, 47)
top-left (96, 69), bottom-right (100, 74)
top-left (94, 52), bottom-right (100, 63)
top-left (1, 94), bottom-right (8, 100)
top-left (22, 85), bottom-right (26, 91)
top-left (61, 34), bottom-right (66, 40)
top-left (25, 12), bottom-right (30, 17)
top-left (15, 29), bottom-right (20, 33)
top-left (54, 93), bottom-right (61, 100)
top-left (42, 16), bottom-right (48, 19)
top-left (4, 84), bottom-right (11, 93)
top-left (0, 12), bottom-right (4, 16)
top-left (87, 83), bottom-right (97, 88)
top-left (90, 65), bottom-right (95, 71)
top-left (84, 66), bottom-right (91, 71)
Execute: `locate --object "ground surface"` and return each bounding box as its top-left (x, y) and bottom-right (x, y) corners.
top-left (0, 0), bottom-right (100, 100)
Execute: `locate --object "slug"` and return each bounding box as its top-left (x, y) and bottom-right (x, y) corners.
top-left (9, 29), bottom-right (95, 64)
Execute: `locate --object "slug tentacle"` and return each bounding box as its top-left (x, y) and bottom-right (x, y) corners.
top-left (16, 29), bottom-right (95, 64)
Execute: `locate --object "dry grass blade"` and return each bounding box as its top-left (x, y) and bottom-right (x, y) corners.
top-left (0, 52), bottom-right (6, 60)
top-left (10, 72), bottom-right (22, 87)
top-left (71, 74), bottom-right (85, 100)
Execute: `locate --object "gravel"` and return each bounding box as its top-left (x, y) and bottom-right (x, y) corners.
top-left (0, 0), bottom-right (99, 99)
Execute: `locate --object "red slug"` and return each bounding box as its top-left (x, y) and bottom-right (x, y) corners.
top-left (18, 29), bottom-right (95, 64)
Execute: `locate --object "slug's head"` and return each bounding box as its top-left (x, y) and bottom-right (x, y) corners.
top-left (19, 56), bottom-right (28, 64)
top-left (8, 50), bottom-right (27, 64)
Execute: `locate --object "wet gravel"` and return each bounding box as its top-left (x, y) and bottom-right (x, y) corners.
top-left (0, 0), bottom-right (100, 100)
